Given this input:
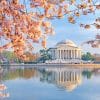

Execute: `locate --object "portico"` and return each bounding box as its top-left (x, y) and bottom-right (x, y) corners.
top-left (49, 40), bottom-right (82, 60)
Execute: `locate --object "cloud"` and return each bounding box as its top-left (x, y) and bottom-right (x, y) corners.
top-left (82, 45), bottom-right (100, 54)
top-left (34, 12), bottom-right (100, 54)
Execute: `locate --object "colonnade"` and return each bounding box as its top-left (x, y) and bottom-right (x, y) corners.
top-left (52, 70), bottom-right (82, 83)
top-left (40, 68), bottom-right (82, 91)
top-left (52, 49), bottom-right (81, 59)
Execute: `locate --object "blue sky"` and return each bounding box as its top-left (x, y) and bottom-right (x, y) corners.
top-left (0, 0), bottom-right (99, 54)
top-left (34, 11), bottom-right (100, 54)
top-left (21, 0), bottom-right (100, 54)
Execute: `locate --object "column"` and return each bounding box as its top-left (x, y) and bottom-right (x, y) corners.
top-left (57, 50), bottom-right (59, 59)
top-left (69, 50), bottom-right (71, 59)
top-left (68, 50), bottom-right (69, 59)
top-left (77, 50), bottom-right (79, 59)
top-left (66, 50), bottom-right (68, 59)
top-left (63, 50), bottom-right (65, 59)
top-left (59, 71), bottom-right (61, 82)
top-left (76, 50), bottom-right (78, 59)
top-left (65, 50), bottom-right (66, 59)
top-left (62, 50), bottom-right (64, 60)
top-left (61, 50), bottom-right (62, 59)
top-left (56, 50), bottom-right (57, 59)
top-left (58, 50), bottom-right (60, 59)
top-left (62, 50), bottom-right (63, 59)
top-left (63, 71), bottom-right (64, 82)
top-left (71, 50), bottom-right (73, 59)
top-left (78, 50), bottom-right (80, 59)
top-left (73, 50), bottom-right (75, 59)
top-left (79, 50), bottom-right (81, 59)
top-left (53, 50), bottom-right (55, 59)
top-left (72, 50), bottom-right (74, 59)
top-left (71, 50), bottom-right (72, 59)
top-left (52, 50), bottom-right (54, 59)
top-left (55, 50), bottom-right (58, 59)
top-left (74, 72), bottom-right (75, 81)
top-left (60, 50), bottom-right (61, 59)
top-left (76, 50), bottom-right (77, 59)
top-left (72, 50), bottom-right (73, 59)
top-left (68, 50), bottom-right (70, 59)
top-left (70, 50), bottom-right (71, 59)
top-left (65, 50), bottom-right (67, 59)
top-left (67, 50), bottom-right (69, 59)
top-left (75, 50), bottom-right (76, 59)
top-left (59, 50), bottom-right (61, 59)
top-left (64, 50), bottom-right (66, 59)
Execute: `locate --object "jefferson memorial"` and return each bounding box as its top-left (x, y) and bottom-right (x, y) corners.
top-left (48, 40), bottom-right (82, 63)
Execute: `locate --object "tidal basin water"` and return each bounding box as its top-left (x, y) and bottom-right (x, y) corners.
top-left (0, 66), bottom-right (100, 100)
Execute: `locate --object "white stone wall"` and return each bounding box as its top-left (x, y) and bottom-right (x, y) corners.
top-left (50, 45), bottom-right (82, 60)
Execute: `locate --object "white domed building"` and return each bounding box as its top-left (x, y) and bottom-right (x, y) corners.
top-left (49, 40), bottom-right (82, 63)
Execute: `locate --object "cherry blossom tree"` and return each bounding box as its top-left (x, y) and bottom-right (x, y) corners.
top-left (0, 0), bottom-right (100, 60)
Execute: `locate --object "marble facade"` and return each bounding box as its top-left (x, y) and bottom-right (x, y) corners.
top-left (49, 40), bottom-right (82, 60)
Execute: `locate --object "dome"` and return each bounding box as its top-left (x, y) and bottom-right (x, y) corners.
top-left (65, 83), bottom-right (77, 92)
top-left (57, 82), bottom-right (77, 92)
top-left (56, 39), bottom-right (77, 47)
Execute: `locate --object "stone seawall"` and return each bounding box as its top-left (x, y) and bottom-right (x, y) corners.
top-left (0, 63), bottom-right (100, 69)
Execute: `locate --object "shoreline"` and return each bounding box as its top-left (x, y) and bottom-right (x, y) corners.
top-left (0, 63), bottom-right (100, 69)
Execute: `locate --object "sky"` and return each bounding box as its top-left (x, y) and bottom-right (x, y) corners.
top-left (34, 11), bottom-right (100, 54)
top-left (0, 0), bottom-right (100, 54)
top-left (14, 0), bottom-right (100, 54)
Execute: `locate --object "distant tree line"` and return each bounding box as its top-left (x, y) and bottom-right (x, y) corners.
top-left (0, 50), bottom-right (95, 64)
top-left (0, 51), bottom-right (40, 64)
top-left (0, 49), bottom-right (52, 64)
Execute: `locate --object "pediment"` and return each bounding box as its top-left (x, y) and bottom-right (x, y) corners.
top-left (56, 45), bottom-right (78, 50)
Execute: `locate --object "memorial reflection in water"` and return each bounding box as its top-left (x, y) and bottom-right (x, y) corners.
top-left (1, 66), bottom-right (99, 93)
top-left (0, 66), bottom-right (100, 100)
top-left (38, 67), bottom-right (83, 92)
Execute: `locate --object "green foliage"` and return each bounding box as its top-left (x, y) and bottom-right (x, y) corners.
top-left (82, 71), bottom-right (92, 79)
top-left (1, 51), bottom-right (21, 63)
top-left (2, 69), bottom-right (36, 80)
top-left (39, 49), bottom-right (52, 63)
top-left (82, 52), bottom-right (94, 61)
top-left (2, 51), bottom-right (16, 61)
